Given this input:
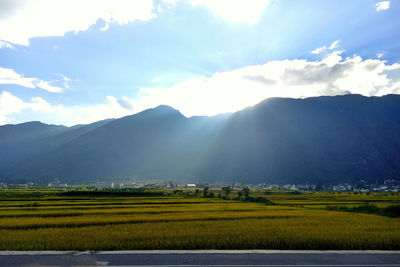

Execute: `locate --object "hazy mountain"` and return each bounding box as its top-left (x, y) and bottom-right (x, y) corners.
top-left (1, 94), bottom-right (400, 184)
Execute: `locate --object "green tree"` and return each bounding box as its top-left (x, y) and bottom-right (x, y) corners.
top-left (203, 186), bottom-right (209, 198)
top-left (237, 190), bottom-right (243, 199)
top-left (222, 186), bottom-right (232, 197)
top-left (242, 187), bottom-right (250, 199)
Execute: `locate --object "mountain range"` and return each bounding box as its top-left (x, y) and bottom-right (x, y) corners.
top-left (1, 94), bottom-right (400, 185)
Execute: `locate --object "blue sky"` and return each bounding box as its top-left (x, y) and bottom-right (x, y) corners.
top-left (0, 0), bottom-right (399, 126)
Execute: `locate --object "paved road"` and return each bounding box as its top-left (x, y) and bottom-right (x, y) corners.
top-left (0, 250), bottom-right (399, 266)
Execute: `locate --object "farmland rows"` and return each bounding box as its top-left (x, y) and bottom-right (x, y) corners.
top-left (0, 191), bottom-right (399, 250)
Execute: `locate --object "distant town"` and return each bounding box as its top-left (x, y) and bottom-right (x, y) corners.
top-left (1, 178), bottom-right (399, 193)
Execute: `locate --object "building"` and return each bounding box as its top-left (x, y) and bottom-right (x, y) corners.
top-left (7, 184), bottom-right (28, 189)
top-left (48, 178), bottom-right (68, 188)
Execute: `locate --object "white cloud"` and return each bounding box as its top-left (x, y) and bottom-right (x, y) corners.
top-left (0, 91), bottom-right (60, 124)
top-left (189, 0), bottom-right (270, 24)
top-left (329, 40), bottom-right (340, 50)
top-left (2, 52), bottom-right (400, 126)
top-left (0, 40), bottom-right (14, 49)
top-left (35, 80), bottom-right (63, 93)
top-left (156, 0), bottom-right (176, 13)
top-left (0, 67), bottom-right (37, 88)
top-left (0, 91), bottom-right (25, 124)
top-left (100, 23), bottom-right (109, 31)
top-left (0, 67), bottom-right (63, 92)
top-left (0, 0), bottom-right (156, 46)
top-left (0, 91), bottom-right (67, 124)
top-left (61, 75), bottom-right (72, 89)
top-left (377, 53), bottom-right (384, 58)
top-left (311, 40), bottom-right (340, 55)
top-left (137, 51), bottom-right (400, 117)
top-left (376, 1), bottom-right (390, 11)
top-left (0, 91), bottom-right (139, 126)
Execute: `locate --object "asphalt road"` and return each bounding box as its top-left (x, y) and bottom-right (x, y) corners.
top-left (0, 250), bottom-right (399, 267)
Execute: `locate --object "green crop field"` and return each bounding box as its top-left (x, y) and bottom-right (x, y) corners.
top-left (0, 189), bottom-right (399, 250)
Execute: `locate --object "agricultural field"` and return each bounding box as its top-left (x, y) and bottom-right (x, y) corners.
top-left (254, 191), bottom-right (400, 208)
top-left (0, 189), bottom-right (399, 250)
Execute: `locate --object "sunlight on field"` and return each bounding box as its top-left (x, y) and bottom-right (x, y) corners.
top-left (0, 190), bottom-right (399, 250)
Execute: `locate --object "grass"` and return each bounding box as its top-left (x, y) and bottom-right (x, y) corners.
top-left (0, 189), bottom-right (399, 250)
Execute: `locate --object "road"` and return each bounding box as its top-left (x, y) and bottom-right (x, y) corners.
top-left (0, 250), bottom-right (399, 266)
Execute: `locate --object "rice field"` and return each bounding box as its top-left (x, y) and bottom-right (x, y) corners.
top-left (258, 191), bottom-right (400, 207)
top-left (0, 190), bottom-right (399, 250)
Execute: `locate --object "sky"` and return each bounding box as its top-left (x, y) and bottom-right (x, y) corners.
top-left (0, 0), bottom-right (399, 126)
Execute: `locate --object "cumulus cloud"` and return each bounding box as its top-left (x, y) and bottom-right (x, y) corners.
top-left (0, 0), bottom-right (273, 45)
top-left (0, 67), bottom-right (63, 92)
top-left (2, 52), bottom-right (400, 125)
top-left (0, 0), bottom-right (155, 45)
top-left (242, 75), bottom-right (276, 85)
top-left (137, 51), bottom-right (400, 117)
top-left (0, 91), bottom-right (25, 124)
top-left (376, 1), bottom-right (390, 11)
top-left (311, 40), bottom-right (340, 55)
top-left (0, 91), bottom-right (61, 124)
top-left (0, 91), bottom-right (139, 126)
top-left (116, 96), bottom-right (136, 110)
top-left (189, 0), bottom-right (270, 24)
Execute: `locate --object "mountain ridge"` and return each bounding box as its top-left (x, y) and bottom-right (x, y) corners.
top-left (1, 94), bottom-right (400, 184)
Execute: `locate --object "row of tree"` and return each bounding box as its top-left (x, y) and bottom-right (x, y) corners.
top-left (201, 186), bottom-right (251, 199)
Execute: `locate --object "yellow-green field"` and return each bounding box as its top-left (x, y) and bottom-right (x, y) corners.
top-left (0, 190), bottom-right (399, 250)
top-left (259, 191), bottom-right (400, 207)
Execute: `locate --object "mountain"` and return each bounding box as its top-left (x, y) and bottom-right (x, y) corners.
top-left (1, 94), bottom-right (400, 184)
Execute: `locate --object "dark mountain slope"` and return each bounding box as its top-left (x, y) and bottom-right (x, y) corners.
top-left (6, 106), bottom-right (193, 182)
top-left (1, 94), bottom-right (400, 184)
top-left (0, 119), bottom-right (113, 182)
top-left (197, 94), bottom-right (400, 183)
top-left (0, 122), bottom-right (67, 174)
